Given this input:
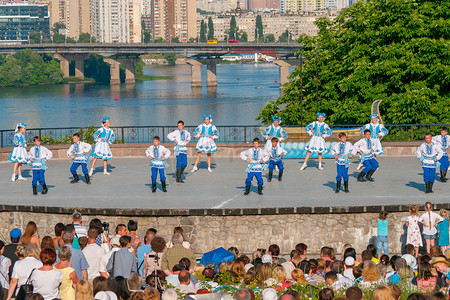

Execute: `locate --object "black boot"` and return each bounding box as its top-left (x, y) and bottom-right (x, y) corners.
top-left (357, 171), bottom-right (366, 182)
top-left (440, 171), bottom-right (447, 182)
top-left (365, 170), bottom-right (375, 182)
top-left (425, 182), bottom-right (430, 194)
top-left (429, 181), bottom-right (434, 193)
top-left (278, 172), bottom-right (283, 181)
top-left (179, 169), bottom-right (185, 183)
top-left (85, 174), bottom-right (91, 184)
top-left (70, 174), bottom-right (79, 184)
top-left (162, 181), bottom-right (167, 192)
top-left (244, 185), bottom-right (251, 195)
top-left (176, 169), bottom-right (182, 183)
top-left (152, 184), bottom-right (157, 193)
top-left (335, 181), bottom-right (341, 193)
top-left (268, 172), bottom-right (273, 182)
top-left (258, 186), bottom-right (263, 195)
top-left (42, 184), bottom-right (48, 194)
top-left (344, 181), bottom-right (350, 193)
top-left (32, 185), bottom-right (37, 195)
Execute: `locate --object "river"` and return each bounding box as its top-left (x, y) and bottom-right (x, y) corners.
top-left (0, 63), bottom-right (287, 130)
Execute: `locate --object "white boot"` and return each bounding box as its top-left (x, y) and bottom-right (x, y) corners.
top-left (11, 174), bottom-right (16, 182)
top-left (318, 164), bottom-right (324, 171)
top-left (356, 163), bottom-right (363, 170)
top-left (103, 169), bottom-right (110, 175)
top-left (191, 166), bottom-right (198, 173)
top-left (207, 167), bottom-right (212, 173)
top-left (18, 176), bottom-right (27, 181)
top-left (89, 168), bottom-right (94, 176)
top-left (300, 163), bottom-right (307, 171)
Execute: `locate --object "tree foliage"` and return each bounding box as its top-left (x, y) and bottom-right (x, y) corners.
top-left (208, 17), bottom-right (215, 40)
top-left (200, 20), bottom-right (207, 42)
top-left (258, 0), bottom-right (450, 125)
top-left (227, 16), bottom-right (239, 40)
top-left (255, 15), bottom-right (263, 41)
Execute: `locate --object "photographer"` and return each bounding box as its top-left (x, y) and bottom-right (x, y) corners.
top-left (143, 236), bottom-right (166, 277)
top-left (89, 218), bottom-right (110, 252)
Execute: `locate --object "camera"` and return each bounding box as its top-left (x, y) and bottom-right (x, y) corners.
top-left (148, 254), bottom-right (160, 260)
top-left (102, 222), bottom-right (110, 231)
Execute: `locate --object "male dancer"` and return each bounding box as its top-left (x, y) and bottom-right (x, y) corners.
top-left (357, 114), bottom-right (389, 170)
top-left (267, 137), bottom-right (287, 182)
top-left (240, 138), bottom-right (269, 195)
top-left (330, 133), bottom-right (353, 193)
top-left (67, 133), bottom-right (92, 184)
top-left (146, 136), bottom-right (171, 193)
top-left (28, 136), bottom-right (53, 195)
top-left (433, 127), bottom-right (449, 182)
top-left (167, 120), bottom-right (191, 183)
top-left (417, 133), bottom-right (444, 193)
top-left (353, 129), bottom-right (379, 182)
top-left (262, 116), bottom-right (288, 150)
top-left (90, 117), bottom-right (115, 176)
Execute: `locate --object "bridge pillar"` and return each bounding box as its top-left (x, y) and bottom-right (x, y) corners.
top-left (104, 58), bottom-right (121, 85)
top-left (206, 62), bottom-right (217, 87)
top-left (273, 60), bottom-right (291, 88)
top-left (74, 57), bottom-right (85, 79)
top-left (116, 59), bottom-right (137, 85)
top-left (54, 53), bottom-right (70, 78)
top-left (186, 59), bottom-right (202, 87)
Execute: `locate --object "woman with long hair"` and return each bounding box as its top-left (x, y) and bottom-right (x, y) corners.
top-left (40, 236), bottom-right (55, 251)
top-left (358, 261), bottom-right (384, 288)
top-left (20, 221), bottom-right (40, 247)
top-left (373, 285), bottom-right (394, 300)
top-left (109, 276), bottom-right (131, 300)
top-left (75, 280), bottom-right (93, 300)
top-left (142, 236), bottom-right (166, 277)
top-left (291, 268), bottom-right (308, 285)
top-left (413, 262), bottom-right (443, 294)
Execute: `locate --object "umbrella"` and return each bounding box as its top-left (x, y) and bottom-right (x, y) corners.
top-left (199, 247), bottom-right (235, 269)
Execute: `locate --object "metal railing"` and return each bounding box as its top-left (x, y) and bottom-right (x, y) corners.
top-left (0, 124), bottom-right (448, 148)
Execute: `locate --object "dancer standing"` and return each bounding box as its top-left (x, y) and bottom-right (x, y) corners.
top-left (433, 127), bottom-right (449, 182)
top-left (167, 120), bottom-right (191, 183)
top-left (145, 136), bottom-right (171, 193)
top-left (267, 137), bottom-right (287, 182)
top-left (90, 117), bottom-right (115, 176)
top-left (67, 133), bottom-right (92, 184)
top-left (300, 113), bottom-right (332, 171)
top-left (262, 116), bottom-right (288, 150)
top-left (416, 133), bottom-right (444, 193)
top-left (330, 132), bottom-right (353, 193)
top-left (9, 122), bottom-right (29, 182)
top-left (191, 114), bottom-right (219, 173)
top-left (28, 136), bottom-right (53, 195)
top-left (240, 138), bottom-right (269, 195)
top-left (353, 130), bottom-right (379, 182)
top-left (357, 114), bottom-right (389, 170)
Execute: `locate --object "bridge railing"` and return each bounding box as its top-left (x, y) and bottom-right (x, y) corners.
top-left (0, 124), bottom-right (448, 148)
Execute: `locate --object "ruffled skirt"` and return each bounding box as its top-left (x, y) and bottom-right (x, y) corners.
top-left (196, 137), bottom-right (217, 153)
top-left (305, 136), bottom-right (326, 153)
top-left (91, 141), bottom-right (113, 159)
top-left (8, 147), bottom-right (29, 163)
top-left (371, 137), bottom-right (384, 155)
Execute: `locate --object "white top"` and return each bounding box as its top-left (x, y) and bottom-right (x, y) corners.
top-left (433, 134), bottom-right (450, 151)
top-left (240, 148), bottom-right (270, 163)
top-left (166, 241), bottom-right (191, 249)
top-left (267, 145), bottom-right (287, 160)
top-left (99, 248), bottom-right (120, 274)
top-left (74, 223), bottom-right (88, 238)
top-left (30, 269), bottom-right (63, 300)
top-left (145, 145), bottom-right (171, 160)
top-left (419, 211), bottom-right (444, 235)
top-left (28, 146), bottom-right (53, 160)
top-left (11, 257), bottom-right (43, 287)
top-left (67, 141), bottom-right (92, 156)
top-left (330, 142), bottom-right (354, 165)
top-left (82, 243), bottom-right (106, 279)
top-left (352, 138), bottom-right (377, 155)
top-left (167, 129), bottom-right (191, 147)
top-left (0, 255), bottom-right (11, 289)
top-left (343, 269), bottom-right (355, 282)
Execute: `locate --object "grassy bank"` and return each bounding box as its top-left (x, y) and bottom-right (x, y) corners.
top-left (135, 75), bottom-right (174, 81)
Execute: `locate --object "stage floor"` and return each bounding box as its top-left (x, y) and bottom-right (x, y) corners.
top-left (0, 157), bottom-right (448, 209)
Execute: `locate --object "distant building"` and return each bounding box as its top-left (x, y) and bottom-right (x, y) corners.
top-left (0, 4), bottom-right (50, 41)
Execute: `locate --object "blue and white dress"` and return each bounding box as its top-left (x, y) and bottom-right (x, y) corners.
top-left (8, 133), bottom-right (29, 163)
top-left (91, 126), bottom-right (115, 160)
top-left (305, 121), bottom-right (332, 153)
top-left (360, 122), bottom-right (388, 155)
top-left (193, 124), bottom-right (219, 153)
top-left (262, 124), bottom-right (288, 150)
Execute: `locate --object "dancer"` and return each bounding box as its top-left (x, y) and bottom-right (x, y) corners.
top-left (191, 114), bottom-right (219, 173)
top-left (419, 202), bottom-right (443, 254)
top-left (167, 120), bottom-right (191, 183)
top-left (89, 117), bottom-right (115, 176)
top-left (300, 113), bottom-right (332, 171)
top-left (433, 127), bottom-right (449, 182)
top-left (353, 129), bottom-right (379, 182)
top-left (145, 136), bottom-right (171, 193)
top-left (416, 133), bottom-right (444, 193)
top-left (28, 136), bottom-right (53, 195)
top-left (330, 132), bottom-right (353, 193)
top-left (267, 137), bottom-right (287, 182)
top-left (9, 122), bottom-right (29, 182)
top-left (67, 133), bottom-right (92, 184)
top-left (262, 116), bottom-right (288, 150)
top-left (357, 114), bottom-right (389, 170)
top-left (240, 138), bottom-right (269, 195)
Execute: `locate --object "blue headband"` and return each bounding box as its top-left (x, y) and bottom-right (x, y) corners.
top-left (203, 114), bottom-right (212, 119)
top-left (102, 117), bottom-right (110, 122)
top-left (272, 116), bottom-right (281, 122)
top-left (316, 113), bottom-right (326, 118)
top-left (18, 122), bottom-right (27, 127)
top-left (370, 114), bottom-right (379, 119)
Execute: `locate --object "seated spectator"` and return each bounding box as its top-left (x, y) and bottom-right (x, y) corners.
top-left (358, 261), bottom-right (384, 288)
top-left (161, 289), bottom-right (177, 300)
top-left (387, 258), bottom-right (407, 284)
top-left (430, 292), bottom-right (446, 300)
top-left (377, 262), bottom-right (387, 279)
top-left (366, 244), bottom-right (380, 263)
top-left (291, 268), bottom-right (307, 285)
top-left (192, 263), bottom-right (205, 279)
top-left (430, 246), bottom-right (441, 259)
top-left (268, 244), bottom-right (286, 264)
top-left (195, 268), bottom-right (218, 291)
top-left (127, 272), bottom-right (143, 293)
top-left (343, 257), bottom-right (356, 281)
top-left (129, 291), bottom-right (145, 300)
top-left (412, 262), bottom-right (443, 294)
top-left (388, 284), bottom-right (402, 300)
top-left (161, 234), bottom-right (195, 276)
top-left (373, 285), bottom-right (394, 300)
top-left (75, 279), bottom-right (93, 300)
top-left (176, 270), bottom-right (196, 295)
top-left (145, 270), bottom-right (166, 290)
top-left (165, 264), bottom-right (184, 287)
top-left (430, 257), bottom-right (450, 288)
top-left (361, 250), bottom-right (373, 263)
top-left (30, 248), bottom-right (63, 300)
top-left (252, 250), bottom-right (263, 265)
top-left (272, 266), bottom-right (291, 290)
top-left (143, 287), bottom-right (160, 300)
top-left (330, 260), bottom-right (353, 287)
top-left (402, 244), bottom-right (418, 271)
top-left (320, 247), bottom-right (334, 262)
top-left (234, 288), bottom-right (251, 300)
top-left (295, 243), bottom-right (308, 261)
top-left (309, 259), bottom-right (324, 284)
top-left (106, 236), bottom-right (137, 279)
top-left (299, 260), bottom-right (318, 285)
top-left (282, 252), bottom-right (301, 280)
top-left (228, 247), bottom-right (239, 260)
top-left (345, 286), bottom-right (362, 300)
top-left (318, 287), bottom-right (334, 300)
top-left (166, 227), bottom-right (191, 250)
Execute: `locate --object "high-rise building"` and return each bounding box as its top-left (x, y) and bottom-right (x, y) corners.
top-left (0, 4), bottom-right (50, 41)
top-left (48, 0), bottom-right (89, 38)
top-left (248, 0), bottom-right (279, 11)
top-left (298, 0), bottom-right (324, 11)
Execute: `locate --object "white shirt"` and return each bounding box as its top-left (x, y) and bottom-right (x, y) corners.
top-left (343, 269), bottom-right (355, 282)
top-left (166, 241), bottom-right (191, 249)
top-left (167, 130), bottom-right (191, 147)
top-left (30, 269), bottom-right (63, 300)
top-left (416, 142), bottom-right (444, 168)
top-left (11, 257), bottom-right (43, 287)
top-left (433, 135), bottom-right (450, 153)
top-left (99, 247), bottom-right (121, 274)
top-left (28, 146), bottom-right (53, 160)
top-left (82, 243), bottom-right (106, 279)
top-left (419, 211), bottom-right (444, 235)
top-left (267, 145), bottom-right (287, 161)
top-left (330, 142), bottom-right (353, 165)
top-left (74, 223), bottom-right (88, 238)
top-left (145, 145), bottom-right (171, 168)
top-left (352, 138), bottom-right (377, 156)
top-left (67, 142), bottom-right (92, 163)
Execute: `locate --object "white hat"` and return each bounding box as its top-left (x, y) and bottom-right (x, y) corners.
top-left (95, 291), bottom-right (118, 300)
top-left (344, 257), bottom-right (355, 266)
top-left (110, 236), bottom-right (121, 247)
top-left (244, 263), bottom-right (254, 272)
top-left (262, 288), bottom-right (277, 300)
top-left (262, 254), bottom-right (273, 264)
top-left (401, 254), bottom-right (417, 271)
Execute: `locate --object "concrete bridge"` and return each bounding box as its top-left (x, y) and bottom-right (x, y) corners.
top-left (0, 43), bottom-right (301, 86)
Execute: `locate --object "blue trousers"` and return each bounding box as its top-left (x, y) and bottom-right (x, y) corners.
top-left (439, 156), bottom-right (449, 171)
top-left (70, 162), bottom-right (88, 175)
top-left (423, 167), bottom-right (436, 183)
top-left (151, 167), bottom-right (166, 184)
top-left (363, 158), bottom-right (379, 173)
top-left (32, 170), bottom-right (45, 186)
top-left (269, 160), bottom-right (284, 172)
top-left (336, 165), bottom-right (349, 182)
top-left (176, 153), bottom-right (187, 169)
top-left (245, 172), bottom-right (263, 186)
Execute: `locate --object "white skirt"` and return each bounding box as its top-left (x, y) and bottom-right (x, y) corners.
top-left (8, 147), bottom-right (29, 163)
top-left (196, 137), bottom-right (217, 153)
top-left (305, 136), bottom-right (326, 153)
top-left (91, 141), bottom-right (113, 160)
top-left (371, 137), bottom-right (384, 155)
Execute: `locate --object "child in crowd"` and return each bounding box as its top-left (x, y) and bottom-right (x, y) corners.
top-left (419, 201), bottom-right (443, 254)
top-left (436, 209), bottom-right (449, 254)
top-left (353, 129), bottom-right (379, 182)
top-left (405, 205), bottom-right (422, 257)
top-left (330, 132), bottom-right (353, 193)
top-left (67, 133), bottom-right (92, 184)
top-left (191, 114), bottom-right (219, 173)
top-left (167, 120), bottom-right (191, 183)
top-left (267, 137), bottom-right (287, 182)
top-left (416, 133), bottom-right (444, 193)
top-left (9, 122), bottom-right (29, 182)
top-left (262, 116), bottom-right (288, 150)
top-left (145, 136), bottom-right (171, 193)
top-left (432, 126), bottom-right (449, 182)
top-left (28, 136), bottom-right (53, 195)
top-left (376, 211), bottom-right (389, 259)
top-left (240, 138), bottom-right (269, 195)
top-left (90, 117), bottom-right (115, 176)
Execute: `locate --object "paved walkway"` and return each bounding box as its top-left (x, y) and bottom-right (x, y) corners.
top-left (0, 157), bottom-right (448, 209)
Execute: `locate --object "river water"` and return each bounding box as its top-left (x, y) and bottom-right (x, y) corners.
top-left (0, 63), bottom-right (285, 130)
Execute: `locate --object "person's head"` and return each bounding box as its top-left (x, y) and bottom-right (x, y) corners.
top-left (295, 243), bottom-right (307, 256)
top-left (394, 257), bottom-right (407, 271)
top-left (231, 261), bottom-right (245, 278)
top-left (203, 115), bottom-right (211, 125)
top-left (40, 248), bottom-right (57, 266)
top-left (40, 236), bottom-right (54, 250)
top-left (376, 263), bottom-right (387, 278)
top-left (73, 133), bottom-right (80, 143)
top-left (404, 244), bottom-right (415, 255)
top-left (76, 279), bottom-right (93, 300)
top-left (362, 261), bottom-right (380, 282)
top-left (417, 262), bottom-right (433, 280)
top-left (431, 292), bottom-right (446, 300)
top-left (439, 208), bottom-right (447, 219)
top-left (58, 245), bottom-right (72, 261)
top-left (22, 221), bottom-right (38, 245)
top-left (366, 244), bottom-right (377, 258)
top-left (318, 287), bottom-right (334, 300)
top-left (431, 257), bottom-right (450, 273)
top-left (93, 276), bottom-right (110, 295)
top-left (234, 289), bottom-right (251, 300)
top-left (440, 126), bottom-right (448, 136)
top-left (380, 254), bottom-right (390, 265)
top-left (193, 263), bottom-right (205, 276)
top-left (10, 228), bottom-right (21, 243)
top-left (373, 285), bottom-right (394, 300)
top-left (119, 236), bottom-right (131, 248)
top-left (361, 250), bottom-right (372, 262)
top-left (338, 132), bottom-right (347, 143)
top-left (87, 228), bottom-right (98, 243)
top-left (109, 276), bottom-right (130, 300)
top-left (115, 224), bottom-right (128, 236)
top-left (144, 228), bottom-right (157, 245)
top-left (343, 247), bottom-right (356, 260)
top-left (72, 211), bottom-right (83, 224)
top-left (61, 231), bottom-right (74, 244)
top-left (299, 260), bottom-right (311, 275)
top-left (89, 218), bottom-right (104, 234)
top-left (54, 223), bottom-right (65, 237)
top-left (171, 233), bottom-right (183, 245)
top-left (344, 256), bottom-right (355, 269)
top-left (179, 257), bottom-right (191, 271)
top-left (272, 266), bottom-right (286, 283)
top-left (258, 263), bottom-right (273, 284)
top-left (270, 137), bottom-right (278, 148)
top-left (320, 246), bottom-right (332, 259)
top-left (330, 260), bottom-right (344, 274)
top-left (425, 201), bottom-right (433, 212)
top-left (143, 287), bottom-right (160, 300)
top-left (252, 137), bottom-right (260, 149)
top-left (371, 115), bottom-right (379, 124)
top-left (127, 220), bottom-right (138, 233)
top-left (409, 204), bottom-right (418, 216)
top-left (178, 270), bottom-right (190, 285)
top-left (177, 120), bottom-right (185, 131)
top-left (352, 263), bottom-right (363, 280)
top-left (161, 289), bottom-right (177, 300)
top-left (127, 272), bottom-right (142, 290)
top-left (345, 286), bottom-right (363, 300)
top-left (26, 294), bottom-right (44, 300)
top-left (324, 271), bottom-right (337, 285)
top-left (33, 136), bottom-right (41, 147)
top-left (268, 244), bottom-right (280, 257)
top-left (228, 246), bottom-right (239, 258)
top-left (364, 129), bottom-right (371, 139)
top-left (430, 245), bottom-right (441, 258)
top-left (153, 136), bottom-right (161, 146)
top-left (15, 245), bottom-right (26, 259)
top-left (379, 211), bottom-right (388, 220)
top-left (78, 237), bottom-right (88, 250)
top-left (65, 224), bottom-right (75, 234)
top-left (102, 117), bottom-right (111, 128)
top-left (25, 243), bottom-right (41, 259)
top-left (150, 236), bottom-right (166, 253)
top-left (291, 268), bottom-right (307, 285)
top-left (398, 265), bottom-right (413, 282)
top-left (388, 284), bottom-right (401, 300)
top-left (425, 132), bottom-right (433, 144)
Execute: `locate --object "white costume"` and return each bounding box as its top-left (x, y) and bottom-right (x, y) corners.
top-left (167, 129), bottom-right (191, 156)
top-left (330, 142), bottom-right (353, 167)
top-left (416, 142), bottom-right (444, 169)
top-left (360, 118), bottom-right (388, 155)
top-left (193, 123), bottom-right (219, 153)
top-left (145, 145), bottom-right (171, 169)
top-left (8, 123), bottom-right (29, 164)
top-left (305, 121), bottom-right (332, 153)
top-left (240, 148), bottom-right (269, 173)
top-left (433, 134), bottom-right (450, 155)
top-left (262, 120), bottom-right (288, 150)
top-left (91, 125), bottom-right (115, 160)
top-left (267, 144), bottom-right (287, 162)
top-left (352, 138), bottom-right (377, 161)
top-left (67, 141), bottom-right (92, 163)
top-left (28, 145), bottom-right (53, 170)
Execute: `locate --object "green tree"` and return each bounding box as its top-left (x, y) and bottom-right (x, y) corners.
top-left (154, 37), bottom-right (165, 43)
top-left (77, 33), bottom-right (96, 43)
top-left (227, 16), bottom-right (239, 40)
top-left (171, 37), bottom-right (180, 43)
top-left (164, 53), bottom-right (176, 66)
top-left (84, 54), bottom-right (110, 83)
top-left (143, 31), bottom-right (151, 43)
top-left (258, 0), bottom-right (450, 125)
top-left (200, 20), bottom-right (207, 42)
top-left (265, 33), bottom-right (275, 42)
top-left (207, 17), bottom-right (215, 40)
top-left (255, 15), bottom-right (263, 41)
top-left (240, 31), bottom-right (248, 42)
top-left (278, 30), bottom-right (292, 42)
top-left (51, 22), bottom-right (65, 34)
top-left (0, 54), bottom-right (6, 66)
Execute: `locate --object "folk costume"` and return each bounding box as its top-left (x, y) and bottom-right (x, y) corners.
top-left (67, 141), bottom-right (92, 184)
top-left (300, 113), bottom-right (332, 171)
top-left (432, 133), bottom-right (450, 182)
top-left (267, 144), bottom-right (287, 182)
top-left (353, 137), bottom-right (379, 182)
top-left (262, 116), bottom-right (288, 150)
top-left (9, 122), bottom-right (30, 182)
top-left (90, 117), bottom-right (115, 176)
top-left (167, 128), bottom-right (191, 182)
top-left (359, 114), bottom-right (389, 155)
top-left (28, 144), bottom-right (53, 195)
top-left (193, 115), bottom-right (219, 153)
top-left (416, 141), bottom-right (444, 193)
top-left (330, 141), bottom-right (353, 193)
top-left (240, 147), bottom-right (269, 195)
top-left (145, 144), bottom-right (171, 192)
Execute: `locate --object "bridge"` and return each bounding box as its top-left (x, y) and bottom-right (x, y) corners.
top-left (0, 43), bottom-right (301, 86)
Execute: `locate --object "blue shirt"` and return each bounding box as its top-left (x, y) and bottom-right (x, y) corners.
top-left (106, 248), bottom-right (137, 278)
top-left (437, 218), bottom-right (449, 246)
top-left (136, 244), bottom-right (152, 275)
top-left (60, 244), bottom-right (89, 280)
top-left (377, 218), bottom-right (388, 236)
